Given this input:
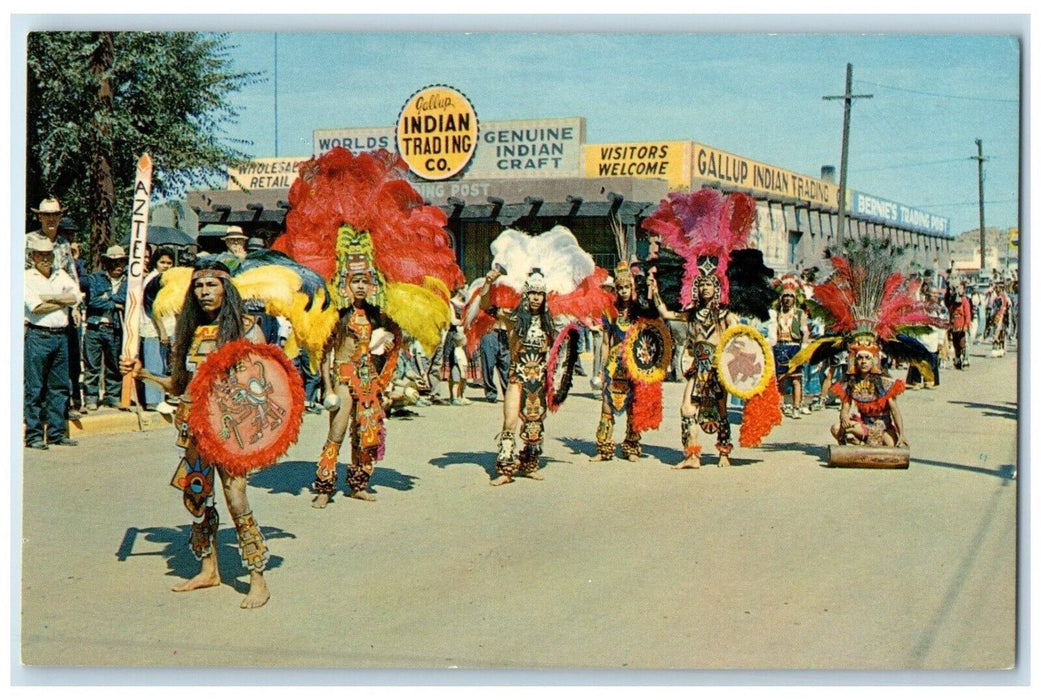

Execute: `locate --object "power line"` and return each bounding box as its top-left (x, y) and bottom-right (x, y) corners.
top-left (851, 157), bottom-right (972, 173)
top-left (857, 80), bottom-right (1017, 104)
top-left (915, 198), bottom-right (1017, 209)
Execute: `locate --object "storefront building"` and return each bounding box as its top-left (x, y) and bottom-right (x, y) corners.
top-left (186, 115), bottom-right (953, 282)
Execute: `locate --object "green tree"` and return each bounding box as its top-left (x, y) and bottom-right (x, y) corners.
top-left (27, 31), bottom-right (262, 271)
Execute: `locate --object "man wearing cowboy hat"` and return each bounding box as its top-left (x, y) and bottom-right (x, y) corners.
top-left (80, 245), bottom-right (128, 410)
top-left (27, 197), bottom-right (83, 414)
top-left (223, 225), bottom-right (248, 260)
top-left (24, 236), bottom-right (82, 449)
top-left (27, 198), bottom-right (79, 284)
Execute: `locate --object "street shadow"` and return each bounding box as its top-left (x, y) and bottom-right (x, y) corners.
top-left (369, 466), bottom-right (419, 492)
top-left (947, 400), bottom-right (1018, 420)
top-left (639, 443), bottom-right (685, 465)
top-left (911, 457), bottom-right (1017, 482)
top-left (756, 440), bottom-right (831, 466)
top-left (249, 460), bottom-right (315, 497)
top-left (430, 449), bottom-right (569, 479)
top-left (558, 435), bottom-right (597, 459)
top-left (115, 524), bottom-right (293, 594)
top-left (430, 450), bottom-right (499, 479)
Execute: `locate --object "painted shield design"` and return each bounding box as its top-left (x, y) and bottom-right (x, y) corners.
top-left (713, 324), bottom-right (775, 399)
top-left (622, 318), bottom-right (674, 384)
top-left (188, 339), bottom-right (305, 476)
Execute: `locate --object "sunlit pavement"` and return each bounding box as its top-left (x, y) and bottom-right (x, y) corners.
top-left (17, 340), bottom-right (1018, 676)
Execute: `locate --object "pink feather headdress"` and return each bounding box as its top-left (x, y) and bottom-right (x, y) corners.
top-left (641, 188), bottom-right (757, 307)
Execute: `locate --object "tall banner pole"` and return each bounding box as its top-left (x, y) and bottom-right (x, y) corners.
top-left (121, 153), bottom-right (153, 407)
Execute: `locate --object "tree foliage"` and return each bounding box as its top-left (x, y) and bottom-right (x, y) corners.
top-left (27, 31), bottom-right (263, 266)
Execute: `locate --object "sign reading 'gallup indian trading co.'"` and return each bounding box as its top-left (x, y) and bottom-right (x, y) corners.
top-left (396, 85), bottom-right (479, 180)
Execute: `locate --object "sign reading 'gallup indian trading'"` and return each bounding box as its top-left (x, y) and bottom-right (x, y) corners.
top-left (692, 142), bottom-right (839, 209)
top-left (396, 85), bottom-right (479, 180)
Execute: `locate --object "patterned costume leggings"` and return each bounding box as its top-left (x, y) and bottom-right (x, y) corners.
top-left (595, 411), bottom-right (641, 459)
top-left (313, 438), bottom-right (377, 495)
top-left (179, 442), bottom-right (268, 573)
top-left (496, 379), bottom-right (546, 477)
top-left (680, 371), bottom-right (733, 458)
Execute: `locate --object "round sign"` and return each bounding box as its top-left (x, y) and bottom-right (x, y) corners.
top-left (714, 324), bottom-right (774, 399)
top-left (396, 85), bottom-right (479, 180)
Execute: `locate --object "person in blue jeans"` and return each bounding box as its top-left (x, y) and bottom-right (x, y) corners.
top-left (24, 236), bottom-right (83, 448)
top-left (80, 245), bottom-right (127, 409)
top-left (479, 324), bottom-right (510, 402)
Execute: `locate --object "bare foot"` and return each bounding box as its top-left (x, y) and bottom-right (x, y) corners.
top-left (311, 493), bottom-right (330, 509)
top-left (717, 455), bottom-right (732, 468)
top-left (523, 470), bottom-right (544, 480)
top-left (589, 453), bottom-right (612, 462)
top-left (171, 570), bottom-right (221, 592)
top-left (490, 475), bottom-right (513, 486)
top-left (671, 455), bottom-right (701, 470)
top-left (624, 453), bottom-right (639, 462)
top-left (350, 490), bottom-right (376, 501)
top-left (240, 572), bottom-right (270, 609)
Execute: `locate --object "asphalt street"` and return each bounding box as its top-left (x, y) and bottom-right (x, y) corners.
top-left (16, 340), bottom-right (1020, 677)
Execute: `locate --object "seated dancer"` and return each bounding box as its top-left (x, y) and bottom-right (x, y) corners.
top-left (643, 188), bottom-right (778, 469)
top-left (463, 226), bottom-right (613, 486)
top-left (265, 147), bottom-right (464, 505)
top-left (592, 261), bottom-right (669, 462)
top-left (120, 259), bottom-right (301, 609)
top-left (831, 336), bottom-right (908, 448)
top-left (782, 238), bottom-right (932, 452)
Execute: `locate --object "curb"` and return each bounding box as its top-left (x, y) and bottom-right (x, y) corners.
top-left (68, 409), bottom-right (173, 437)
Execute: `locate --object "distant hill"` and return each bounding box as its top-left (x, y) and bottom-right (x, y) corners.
top-left (950, 226), bottom-right (1013, 257)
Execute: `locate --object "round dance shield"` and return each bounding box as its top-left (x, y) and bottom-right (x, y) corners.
top-left (714, 324), bottom-right (775, 399)
top-left (546, 322), bottom-right (579, 412)
top-left (622, 317), bottom-right (674, 384)
top-left (188, 338), bottom-right (305, 476)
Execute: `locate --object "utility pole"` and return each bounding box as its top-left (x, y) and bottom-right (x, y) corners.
top-left (972, 139), bottom-right (987, 277)
top-left (823, 63), bottom-right (872, 254)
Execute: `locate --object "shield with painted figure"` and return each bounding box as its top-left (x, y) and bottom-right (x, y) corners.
top-left (188, 339), bottom-right (305, 476)
top-left (713, 324), bottom-right (775, 399)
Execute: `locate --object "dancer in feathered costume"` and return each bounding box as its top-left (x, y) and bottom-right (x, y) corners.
top-left (767, 274), bottom-right (812, 418)
top-left (120, 256), bottom-right (329, 608)
top-left (467, 226), bottom-right (613, 485)
top-left (591, 261), bottom-right (671, 462)
top-left (270, 147), bottom-right (465, 505)
top-left (643, 188), bottom-right (781, 468)
top-left (782, 239), bottom-right (932, 448)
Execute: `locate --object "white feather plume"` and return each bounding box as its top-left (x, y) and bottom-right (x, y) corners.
top-left (489, 225), bottom-right (596, 295)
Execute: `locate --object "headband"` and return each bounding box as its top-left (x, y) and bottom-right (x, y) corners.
top-left (192, 269), bottom-right (231, 281)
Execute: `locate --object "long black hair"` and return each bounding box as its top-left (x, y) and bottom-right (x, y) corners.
top-left (169, 259), bottom-right (244, 395)
top-left (511, 293), bottom-right (554, 347)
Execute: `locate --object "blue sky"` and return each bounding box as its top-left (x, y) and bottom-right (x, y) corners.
top-left (212, 21), bottom-right (1023, 238)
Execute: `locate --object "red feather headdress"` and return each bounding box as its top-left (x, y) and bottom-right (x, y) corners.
top-left (272, 148), bottom-right (464, 352)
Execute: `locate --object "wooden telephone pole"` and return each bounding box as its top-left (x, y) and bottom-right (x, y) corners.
top-left (972, 139), bottom-right (987, 276)
top-left (823, 63), bottom-right (872, 253)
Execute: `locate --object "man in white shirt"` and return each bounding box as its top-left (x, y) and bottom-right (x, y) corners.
top-left (24, 236), bottom-right (83, 449)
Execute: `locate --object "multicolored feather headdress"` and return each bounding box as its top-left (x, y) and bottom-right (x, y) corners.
top-left (151, 249), bottom-right (338, 369)
top-left (271, 147), bottom-right (464, 354)
top-left (785, 239), bottom-right (933, 374)
top-left (641, 188), bottom-right (758, 308)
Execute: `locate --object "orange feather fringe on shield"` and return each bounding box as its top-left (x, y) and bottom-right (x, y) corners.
top-left (188, 339), bottom-right (305, 476)
top-left (739, 375), bottom-right (783, 448)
